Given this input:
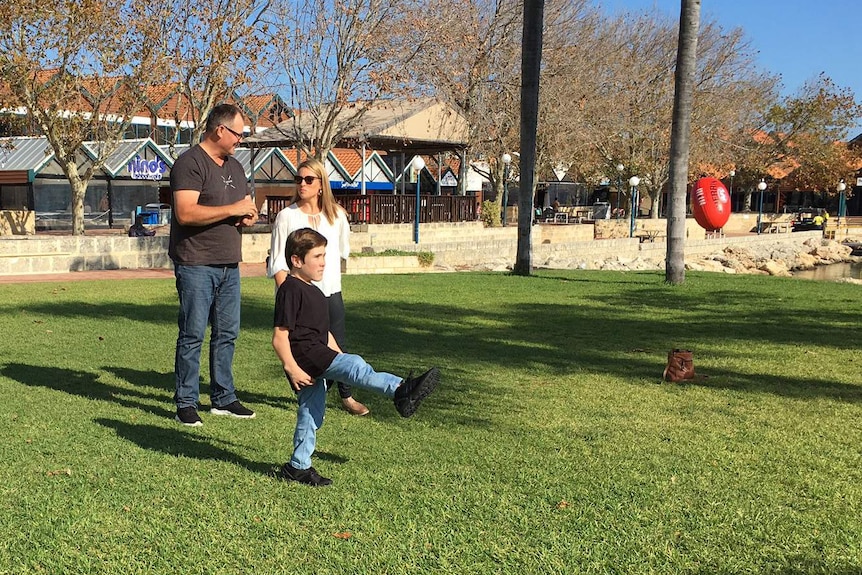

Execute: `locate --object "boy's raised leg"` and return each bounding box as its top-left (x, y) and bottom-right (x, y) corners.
top-left (394, 367), bottom-right (441, 418)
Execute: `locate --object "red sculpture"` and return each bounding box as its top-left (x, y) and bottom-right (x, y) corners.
top-left (691, 177), bottom-right (731, 231)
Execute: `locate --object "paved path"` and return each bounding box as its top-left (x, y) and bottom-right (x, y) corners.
top-left (0, 262), bottom-right (268, 284)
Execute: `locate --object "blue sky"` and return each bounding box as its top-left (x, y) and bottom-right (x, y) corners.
top-left (597, 0), bottom-right (862, 133)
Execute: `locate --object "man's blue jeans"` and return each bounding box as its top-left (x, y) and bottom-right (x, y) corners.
top-left (290, 353), bottom-right (402, 470)
top-left (174, 264), bottom-right (241, 410)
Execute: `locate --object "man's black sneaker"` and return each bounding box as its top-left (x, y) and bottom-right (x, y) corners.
top-left (175, 406), bottom-right (203, 427)
top-left (211, 401), bottom-right (256, 419)
top-left (394, 367), bottom-right (440, 418)
top-left (279, 463), bottom-right (332, 487)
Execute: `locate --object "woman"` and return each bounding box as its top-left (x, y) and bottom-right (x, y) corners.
top-left (268, 157), bottom-right (370, 416)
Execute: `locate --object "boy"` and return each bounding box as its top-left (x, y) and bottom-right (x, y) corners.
top-left (272, 228), bottom-right (440, 486)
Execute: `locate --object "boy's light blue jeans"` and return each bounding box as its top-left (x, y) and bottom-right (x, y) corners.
top-left (290, 353), bottom-right (402, 470)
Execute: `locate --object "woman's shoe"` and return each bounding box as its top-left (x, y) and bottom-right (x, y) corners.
top-left (342, 396), bottom-right (370, 416)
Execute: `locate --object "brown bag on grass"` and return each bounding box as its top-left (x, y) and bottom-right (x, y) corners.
top-left (663, 349), bottom-right (696, 382)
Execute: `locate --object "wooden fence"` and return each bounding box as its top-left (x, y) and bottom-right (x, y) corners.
top-left (267, 194), bottom-right (478, 225)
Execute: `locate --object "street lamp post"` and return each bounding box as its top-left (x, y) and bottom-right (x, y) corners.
top-left (756, 178), bottom-right (767, 234)
top-left (615, 163), bottom-right (624, 219)
top-left (501, 153), bottom-right (512, 226)
top-left (412, 155), bottom-right (425, 244)
top-left (628, 175), bottom-right (640, 237)
top-left (729, 169), bottom-right (735, 196)
top-left (837, 178), bottom-right (847, 228)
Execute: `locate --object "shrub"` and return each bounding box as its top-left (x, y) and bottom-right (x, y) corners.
top-left (417, 251), bottom-right (435, 267)
top-left (351, 248), bottom-right (435, 267)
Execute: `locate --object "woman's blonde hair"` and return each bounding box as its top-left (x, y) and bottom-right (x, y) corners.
top-left (293, 157), bottom-right (344, 225)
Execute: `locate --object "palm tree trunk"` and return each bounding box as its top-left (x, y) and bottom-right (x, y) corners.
top-left (665, 0), bottom-right (701, 284)
top-left (513, 0), bottom-right (544, 275)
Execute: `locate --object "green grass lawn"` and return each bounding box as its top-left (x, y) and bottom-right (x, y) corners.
top-left (0, 270), bottom-right (860, 574)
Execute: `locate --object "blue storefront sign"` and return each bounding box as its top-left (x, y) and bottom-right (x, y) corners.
top-left (331, 181), bottom-right (393, 191)
top-left (128, 155), bottom-right (167, 181)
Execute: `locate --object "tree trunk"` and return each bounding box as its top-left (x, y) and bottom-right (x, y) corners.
top-left (650, 191), bottom-right (660, 218)
top-left (60, 161), bottom-right (88, 236)
top-left (459, 153), bottom-right (468, 196)
top-left (70, 179), bottom-right (87, 236)
top-left (665, 0), bottom-right (701, 284)
top-left (493, 163), bottom-right (505, 226)
top-left (514, 0), bottom-right (544, 275)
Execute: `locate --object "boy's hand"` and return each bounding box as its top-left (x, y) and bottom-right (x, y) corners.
top-left (284, 366), bottom-right (313, 392)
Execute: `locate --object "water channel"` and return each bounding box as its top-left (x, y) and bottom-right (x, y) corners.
top-left (791, 261), bottom-right (862, 281)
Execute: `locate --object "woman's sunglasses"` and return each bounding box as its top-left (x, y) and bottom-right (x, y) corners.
top-left (294, 175), bottom-right (320, 185)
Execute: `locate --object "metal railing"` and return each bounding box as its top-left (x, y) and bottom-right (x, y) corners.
top-left (267, 194), bottom-right (478, 225)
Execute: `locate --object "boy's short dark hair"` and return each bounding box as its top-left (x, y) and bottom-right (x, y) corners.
top-left (286, 228), bottom-right (327, 269)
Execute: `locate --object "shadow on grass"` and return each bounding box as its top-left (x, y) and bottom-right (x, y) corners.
top-left (1, 362), bottom-right (291, 421)
top-left (5, 271), bottom-right (860, 409)
top-left (691, 563), bottom-right (862, 575)
top-left (1, 300), bottom-right (178, 325)
top-left (326, 271), bottom-right (861, 407)
top-left (102, 365), bottom-right (289, 412)
top-left (770, 566), bottom-right (862, 575)
top-left (315, 450), bottom-right (348, 464)
top-left (94, 418), bottom-right (274, 476)
top-left (0, 362), bottom-right (296, 476)
top-left (1, 362), bottom-right (174, 419)
top-left (103, 366), bottom-right (173, 393)
top-left (682, 367), bottom-right (862, 403)
top-left (331, 297), bottom-right (862, 402)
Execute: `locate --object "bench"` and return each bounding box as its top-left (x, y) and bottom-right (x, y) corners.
top-left (547, 206), bottom-right (591, 224)
top-left (542, 207), bottom-right (576, 224)
top-left (634, 229), bottom-right (665, 243)
top-left (766, 222), bottom-right (791, 234)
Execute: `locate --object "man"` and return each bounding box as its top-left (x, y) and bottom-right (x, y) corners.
top-left (169, 103), bottom-right (258, 427)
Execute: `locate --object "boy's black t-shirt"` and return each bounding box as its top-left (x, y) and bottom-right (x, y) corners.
top-left (273, 275), bottom-right (338, 378)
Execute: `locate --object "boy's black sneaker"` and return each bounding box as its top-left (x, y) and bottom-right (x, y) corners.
top-left (279, 463), bottom-right (332, 487)
top-left (211, 401), bottom-right (256, 419)
top-left (175, 406), bottom-right (203, 427)
top-left (394, 367), bottom-right (440, 418)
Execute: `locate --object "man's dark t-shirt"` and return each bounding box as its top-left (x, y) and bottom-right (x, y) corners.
top-left (274, 275), bottom-right (338, 379)
top-left (169, 145), bottom-right (248, 265)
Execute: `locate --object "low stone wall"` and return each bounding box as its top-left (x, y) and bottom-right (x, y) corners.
top-left (346, 255), bottom-right (431, 275)
top-left (0, 220), bottom-right (835, 276)
top-left (595, 218), bottom-right (706, 240)
top-left (0, 232), bottom-right (275, 276)
top-left (0, 235), bottom-right (172, 275)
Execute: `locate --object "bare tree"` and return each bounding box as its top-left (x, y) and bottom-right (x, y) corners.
top-left (415, 0), bottom-right (591, 220)
top-left (265, 0), bottom-right (416, 160)
top-left (534, 7), bottom-right (605, 183)
top-left (0, 0), bottom-right (160, 235)
top-left (560, 11), bottom-right (772, 217)
top-left (513, 0), bottom-right (544, 275)
top-left (665, 0), bottom-right (700, 284)
top-left (413, 0), bottom-right (522, 205)
top-left (145, 0), bottom-right (273, 149)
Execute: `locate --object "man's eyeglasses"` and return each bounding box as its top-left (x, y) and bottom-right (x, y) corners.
top-left (294, 175), bottom-right (320, 185)
top-left (220, 125), bottom-right (244, 140)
